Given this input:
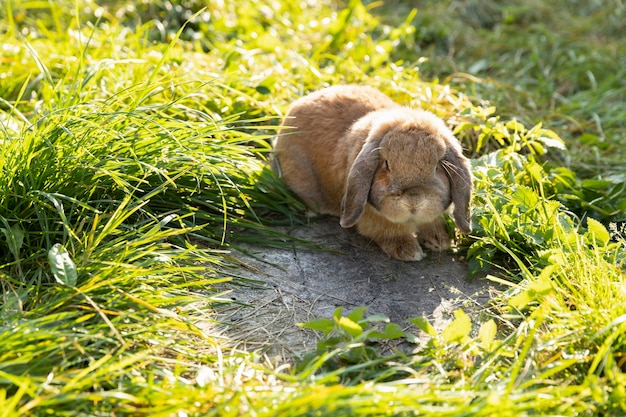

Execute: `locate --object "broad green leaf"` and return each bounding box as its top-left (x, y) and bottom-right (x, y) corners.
top-left (442, 310), bottom-right (471, 344)
top-left (511, 186), bottom-right (539, 212)
top-left (525, 160), bottom-right (544, 185)
top-left (579, 132), bottom-right (602, 145)
top-left (410, 317), bottom-right (437, 337)
top-left (586, 218), bottom-right (610, 246)
top-left (48, 243), bottom-right (78, 287)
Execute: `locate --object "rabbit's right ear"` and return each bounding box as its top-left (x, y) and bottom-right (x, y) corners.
top-left (441, 147), bottom-right (473, 234)
top-left (340, 139), bottom-right (381, 228)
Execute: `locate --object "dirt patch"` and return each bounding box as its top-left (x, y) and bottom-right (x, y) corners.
top-left (209, 217), bottom-right (499, 361)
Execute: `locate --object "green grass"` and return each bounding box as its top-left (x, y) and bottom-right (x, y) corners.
top-left (0, 0), bottom-right (625, 415)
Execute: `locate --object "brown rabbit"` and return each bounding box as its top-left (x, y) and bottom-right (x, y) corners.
top-left (272, 85), bottom-right (472, 261)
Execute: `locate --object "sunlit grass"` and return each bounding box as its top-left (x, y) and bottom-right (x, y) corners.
top-left (0, 0), bottom-right (624, 415)
top-left (0, 4), bottom-right (304, 413)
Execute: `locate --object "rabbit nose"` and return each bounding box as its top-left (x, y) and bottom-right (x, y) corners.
top-left (402, 200), bottom-right (419, 214)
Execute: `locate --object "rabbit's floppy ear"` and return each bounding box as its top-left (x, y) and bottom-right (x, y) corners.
top-left (441, 147), bottom-right (473, 233)
top-left (340, 139), bottom-right (381, 228)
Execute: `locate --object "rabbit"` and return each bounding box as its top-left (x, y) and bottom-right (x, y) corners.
top-left (272, 85), bottom-right (472, 261)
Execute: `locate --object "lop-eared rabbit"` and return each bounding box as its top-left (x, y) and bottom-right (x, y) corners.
top-left (272, 85), bottom-right (472, 261)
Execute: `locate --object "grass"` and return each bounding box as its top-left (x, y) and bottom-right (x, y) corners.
top-left (0, 0), bottom-right (624, 415)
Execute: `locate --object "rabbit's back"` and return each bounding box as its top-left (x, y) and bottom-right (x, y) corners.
top-left (286, 85), bottom-right (397, 130)
top-left (273, 86), bottom-right (397, 215)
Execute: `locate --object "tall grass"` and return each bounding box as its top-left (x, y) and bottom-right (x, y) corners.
top-left (0, 5), bottom-right (301, 414)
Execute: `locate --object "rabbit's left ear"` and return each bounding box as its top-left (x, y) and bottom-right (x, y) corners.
top-left (441, 147), bottom-right (473, 233)
top-left (340, 139), bottom-right (381, 228)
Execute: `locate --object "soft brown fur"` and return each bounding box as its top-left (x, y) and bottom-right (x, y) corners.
top-left (272, 85), bottom-right (472, 261)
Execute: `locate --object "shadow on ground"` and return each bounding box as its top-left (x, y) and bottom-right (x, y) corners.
top-left (210, 217), bottom-right (499, 360)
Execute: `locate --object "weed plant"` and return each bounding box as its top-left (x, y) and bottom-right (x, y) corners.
top-left (0, 0), bottom-right (624, 415)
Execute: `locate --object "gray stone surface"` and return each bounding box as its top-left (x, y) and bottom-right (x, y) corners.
top-left (213, 217), bottom-right (498, 359)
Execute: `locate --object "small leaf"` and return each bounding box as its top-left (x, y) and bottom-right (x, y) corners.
top-left (196, 366), bottom-right (217, 388)
top-left (410, 317), bottom-right (437, 337)
top-left (442, 309), bottom-right (471, 344)
top-left (509, 267), bottom-right (554, 310)
top-left (333, 306), bottom-right (344, 321)
top-left (505, 119), bottom-right (526, 132)
top-left (255, 85), bottom-right (271, 95)
top-left (581, 179), bottom-right (613, 190)
top-left (336, 316), bottom-right (363, 338)
top-left (363, 314), bottom-right (390, 323)
top-left (370, 323), bottom-right (405, 340)
top-left (586, 218), bottom-right (610, 246)
top-left (317, 335), bottom-right (344, 351)
top-left (158, 213), bottom-right (178, 227)
top-left (508, 290), bottom-right (531, 310)
top-left (539, 135), bottom-right (566, 150)
top-left (468, 58), bottom-right (489, 73)
top-left (48, 244), bottom-right (78, 286)
top-left (478, 319), bottom-right (497, 350)
top-left (579, 132), bottom-right (601, 146)
top-left (532, 265), bottom-right (555, 295)
top-left (347, 306), bottom-right (368, 323)
top-left (0, 217), bottom-right (24, 260)
top-left (298, 318), bottom-right (335, 336)
top-left (1, 290), bottom-right (22, 313)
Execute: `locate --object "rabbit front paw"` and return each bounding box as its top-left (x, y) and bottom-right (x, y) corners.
top-left (377, 235), bottom-right (426, 261)
top-left (418, 218), bottom-right (452, 252)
